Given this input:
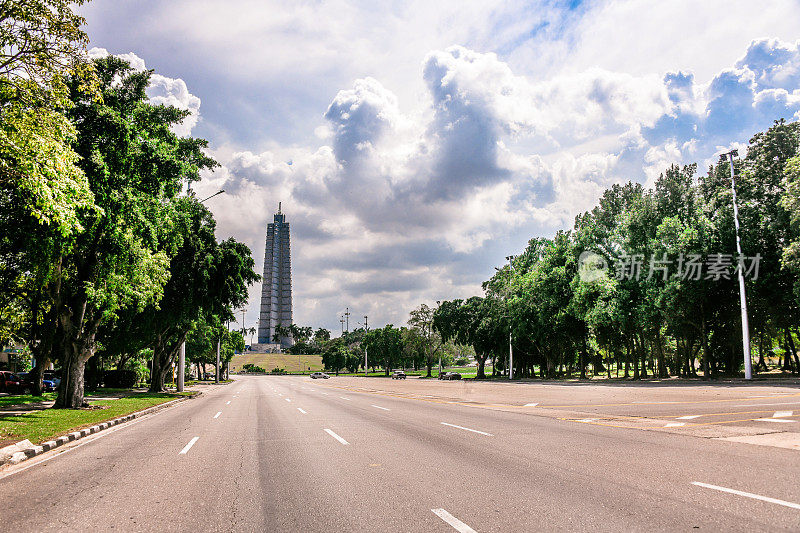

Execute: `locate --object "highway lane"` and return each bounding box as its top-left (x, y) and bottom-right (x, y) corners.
top-left (278, 377), bottom-right (800, 531)
top-left (1, 375), bottom-right (799, 532)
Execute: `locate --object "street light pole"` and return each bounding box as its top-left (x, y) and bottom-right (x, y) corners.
top-left (363, 315), bottom-right (369, 377)
top-left (436, 301), bottom-right (442, 377)
top-left (215, 338), bottom-right (220, 384)
top-left (506, 255), bottom-right (515, 380)
top-left (345, 307), bottom-right (350, 333)
top-left (177, 342), bottom-right (185, 392)
top-left (200, 189), bottom-right (225, 202)
top-left (721, 150), bottom-right (753, 380)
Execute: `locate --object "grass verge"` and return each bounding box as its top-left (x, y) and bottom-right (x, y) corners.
top-left (0, 393), bottom-right (58, 409)
top-left (0, 391), bottom-right (193, 445)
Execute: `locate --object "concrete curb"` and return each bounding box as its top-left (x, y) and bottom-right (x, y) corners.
top-left (0, 392), bottom-right (200, 468)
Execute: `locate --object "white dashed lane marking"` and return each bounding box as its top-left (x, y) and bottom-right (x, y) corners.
top-left (179, 437), bottom-right (200, 455)
top-left (440, 422), bottom-right (493, 436)
top-left (431, 509), bottom-right (477, 533)
top-left (323, 429), bottom-right (349, 445)
top-left (692, 481), bottom-right (800, 510)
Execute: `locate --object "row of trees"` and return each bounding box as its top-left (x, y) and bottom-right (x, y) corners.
top-left (311, 304), bottom-right (472, 376)
top-left (0, 2), bottom-right (259, 406)
top-left (433, 120), bottom-right (800, 380)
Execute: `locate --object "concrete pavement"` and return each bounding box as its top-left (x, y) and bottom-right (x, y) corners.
top-left (1, 375), bottom-right (798, 531)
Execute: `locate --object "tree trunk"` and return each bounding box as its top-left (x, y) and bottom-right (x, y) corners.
top-left (786, 328), bottom-right (800, 374)
top-left (55, 337), bottom-right (94, 408)
top-left (701, 315), bottom-right (710, 380)
top-left (28, 360), bottom-right (47, 396)
top-left (579, 334), bottom-right (587, 380)
top-left (54, 297), bottom-right (99, 409)
top-left (150, 331), bottom-right (186, 392)
top-left (476, 354), bottom-right (487, 379)
top-left (639, 333), bottom-right (647, 379)
top-left (756, 329), bottom-right (767, 372)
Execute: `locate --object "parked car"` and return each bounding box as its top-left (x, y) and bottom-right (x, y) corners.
top-left (0, 371), bottom-right (22, 393)
top-left (310, 372), bottom-right (330, 379)
top-left (11, 372), bottom-right (56, 393)
top-left (438, 371), bottom-right (462, 380)
top-left (391, 371), bottom-right (406, 379)
top-left (43, 371), bottom-right (61, 389)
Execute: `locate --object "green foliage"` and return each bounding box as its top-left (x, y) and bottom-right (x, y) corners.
top-left (440, 120), bottom-right (800, 379)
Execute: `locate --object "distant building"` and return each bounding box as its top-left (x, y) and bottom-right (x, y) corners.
top-left (255, 203), bottom-right (293, 351)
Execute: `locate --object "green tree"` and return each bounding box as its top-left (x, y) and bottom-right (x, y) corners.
top-left (407, 303), bottom-right (444, 377)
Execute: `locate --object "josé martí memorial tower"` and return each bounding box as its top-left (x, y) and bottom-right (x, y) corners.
top-left (254, 203), bottom-right (294, 352)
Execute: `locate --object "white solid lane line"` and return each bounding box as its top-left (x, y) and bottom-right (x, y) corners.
top-left (431, 509), bottom-right (477, 533)
top-left (323, 428), bottom-right (349, 445)
top-left (524, 403), bottom-right (538, 407)
top-left (440, 422), bottom-right (493, 436)
top-left (677, 415), bottom-right (702, 420)
top-left (371, 405), bottom-right (390, 411)
top-left (179, 437), bottom-right (200, 455)
top-left (664, 422), bottom-right (685, 427)
top-left (692, 482), bottom-right (800, 510)
top-left (756, 418), bottom-right (795, 423)
top-left (213, 411), bottom-right (221, 419)
top-left (297, 408), bottom-right (307, 414)
top-left (774, 410), bottom-right (794, 418)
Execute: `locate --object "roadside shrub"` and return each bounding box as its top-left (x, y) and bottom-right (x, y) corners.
top-left (242, 363), bottom-right (267, 373)
top-left (104, 369), bottom-right (138, 388)
top-left (271, 367), bottom-right (286, 375)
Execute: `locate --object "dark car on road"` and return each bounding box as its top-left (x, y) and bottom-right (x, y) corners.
top-left (15, 373), bottom-right (56, 393)
top-left (43, 371), bottom-right (61, 389)
top-left (0, 371), bottom-right (23, 393)
top-left (391, 370), bottom-right (406, 379)
top-left (310, 372), bottom-right (330, 379)
top-left (438, 371), bottom-right (462, 380)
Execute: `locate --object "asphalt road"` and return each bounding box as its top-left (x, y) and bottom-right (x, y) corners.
top-left (1, 376), bottom-right (799, 532)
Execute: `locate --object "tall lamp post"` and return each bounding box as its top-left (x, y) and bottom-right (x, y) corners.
top-left (436, 301), bottom-right (442, 376)
top-left (506, 255), bottom-right (515, 380)
top-left (720, 149), bottom-right (752, 380)
top-left (363, 315), bottom-right (369, 377)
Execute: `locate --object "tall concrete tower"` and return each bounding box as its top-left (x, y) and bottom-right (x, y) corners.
top-left (257, 203), bottom-right (293, 350)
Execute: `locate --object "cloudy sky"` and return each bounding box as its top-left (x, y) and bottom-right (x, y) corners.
top-left (78, 0), bottom-right (800, 334)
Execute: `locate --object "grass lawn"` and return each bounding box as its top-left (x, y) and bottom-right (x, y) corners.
top-left (336, 365), bottom-right (494, 378)
top-left (0, 391), bottom-right (193, 445)
top-left (0, 392), bottom-right (58, 409)
top-left (230, 353), bottom-right (324, 373)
